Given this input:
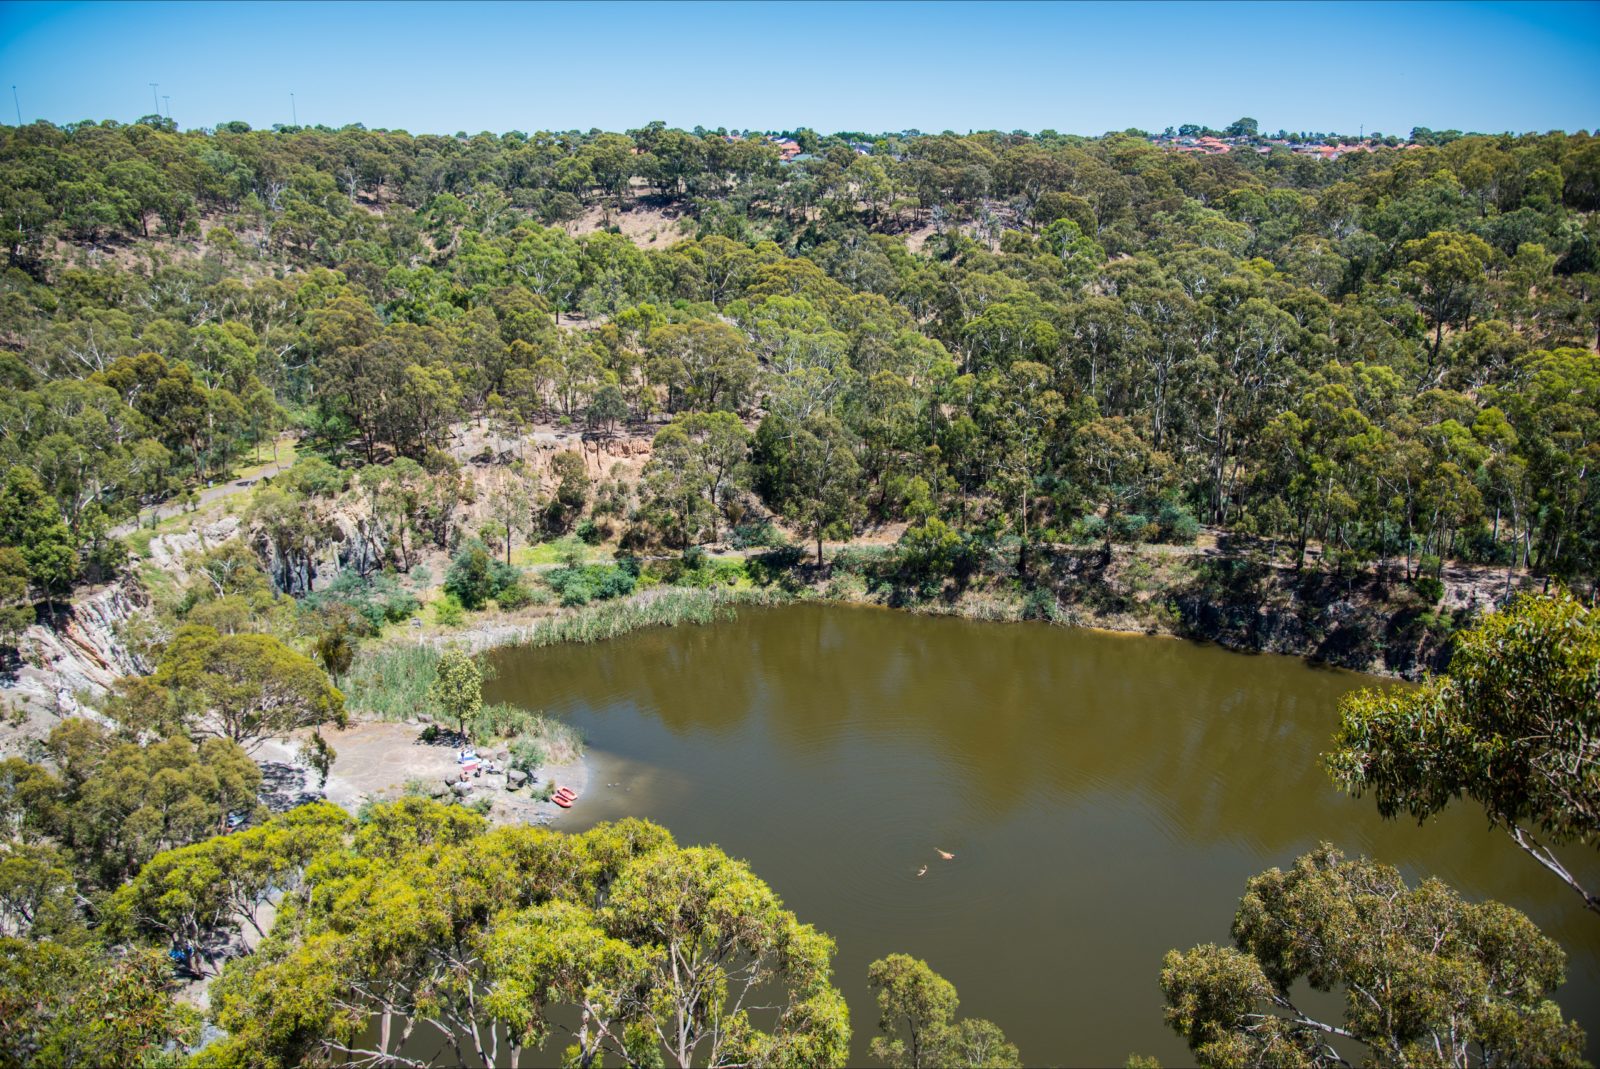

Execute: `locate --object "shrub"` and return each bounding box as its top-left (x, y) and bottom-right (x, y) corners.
top-left (730, 522), bottom-right (785, 550)
top-left (1155, 503), bottom-right (1201, 544)
top-left (508, 735), bottom-right (546, 774)
top-left (444, 540), bottom-right (523, 609)
top-left (576, 518), bottom-right (602, 545)
top-left (543, 563), bottom-right (636, 607)
top-left (1413, 576), bottom-right (1445, 604)
top-left (433, 594), bottom-right (465, 626)
top-left (1113, 513), bottom-right (1150, 543)
top-left (444, 542), bottom-right (497, 609)
top-left (897, 518), bottom-right (970, 584)
top-left (302, 571), bottom-right (419, 633)
top-left (1069, 515), bottom-right (1107, 544)
top-left (467, 701), bottom-right (536, 745)
top-left (494, 582), bottom-right (535, 611)
top-left (1022, 586), bottom-right (1065, 622)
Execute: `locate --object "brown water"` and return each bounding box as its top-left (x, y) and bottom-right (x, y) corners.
top-left (484, 603), bottom-right (1600, 1067)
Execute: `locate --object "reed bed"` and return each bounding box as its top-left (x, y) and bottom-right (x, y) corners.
top-left (343, 586), bottom-right (795, 719)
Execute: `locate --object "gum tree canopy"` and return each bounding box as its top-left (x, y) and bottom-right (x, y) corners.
top-left (1161, 844), bottom-right (1585, 1068)
top-left (1326, 590), bottom-right (1600, 912)
top-left (195, 802), bottom-right (850, 1069)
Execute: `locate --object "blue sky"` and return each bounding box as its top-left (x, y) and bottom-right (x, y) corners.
top-left (1, 1), bottom-right (1596, 135)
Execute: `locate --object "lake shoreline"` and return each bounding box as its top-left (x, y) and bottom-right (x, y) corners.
top-left (379, 575), bottom-right (1424, 682)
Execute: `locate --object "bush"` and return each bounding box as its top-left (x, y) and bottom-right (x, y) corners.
top-left (303, 571), bottom-right (419, 633)
top-left (576, 518), bottom-right (602, 545)
top-left (1069, 515), bottom-right (1107, 544)
top-left (897, 518), bottom-right (970, 585)
top-left (433, 594), bottom-right (465, 626)
top-left (444, 540), bottom-right (523, 609)
top-left (730, 522), bottom-right (785, 550)
top-left (1021, 586), bottom-right (1064, 622)
top-left (1155, 503), bottom-right (1201, 544)
top-left (467, 702), bottom-right (535, 746)
top-left (1413, 576), bottom-right (1445, 604)
top-left (494, 582), bottom-right (537, 611)
top-left (508, 736), bottom-right (545, 776)
top-left (1113, 513), bottom-right (1150, 544)
top-left (543, 563), bottom-right (636, 607)
top-left (444, 542), bottom-right (497, 609)
top-left (745, 546), bottom-right (805, 589)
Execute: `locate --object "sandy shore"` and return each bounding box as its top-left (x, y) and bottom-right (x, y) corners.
top-left (257, 720), bottom-right (593, 829)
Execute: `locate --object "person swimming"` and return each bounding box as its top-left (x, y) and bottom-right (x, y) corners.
top-left (936, 849), bottom-right (954, 860)
top-left (916, 865), bottom-right (928, 877)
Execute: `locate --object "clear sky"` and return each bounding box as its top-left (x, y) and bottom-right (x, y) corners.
top-left (2, 0), bottom-right (1596, 136)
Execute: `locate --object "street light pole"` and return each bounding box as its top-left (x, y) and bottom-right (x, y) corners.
top-left (149, 82), bottom-right (159, 116)
top-left (290, 92), bottom-right (297, 126)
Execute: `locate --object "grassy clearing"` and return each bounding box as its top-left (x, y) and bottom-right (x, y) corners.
top-left (517, 539), bottom-right (615, 566)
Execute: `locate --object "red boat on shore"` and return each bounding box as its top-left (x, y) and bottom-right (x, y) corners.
top-left (552, 786), bottom-right (576, 808)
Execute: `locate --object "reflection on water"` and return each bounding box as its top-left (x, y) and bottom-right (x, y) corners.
top-left (485, 603), bottom-right (1600, 1068)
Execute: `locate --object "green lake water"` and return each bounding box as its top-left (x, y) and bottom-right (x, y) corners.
top-left (483, 602), bottom-right (1600, 1067)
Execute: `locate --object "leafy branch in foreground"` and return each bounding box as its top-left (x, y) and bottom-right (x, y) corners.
top-left (1326, 589), bottom-right (1600, 912)
top-left (1161, 844), bottom-right (1585, 1068)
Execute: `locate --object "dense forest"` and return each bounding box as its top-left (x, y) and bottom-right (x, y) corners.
top-left (0, 116), bottom-right (1597, 622)
top-left (1, 114), bottom-right (1599, 1067)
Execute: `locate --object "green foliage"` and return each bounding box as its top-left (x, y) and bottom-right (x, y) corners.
top-left (196, 804), bottom-right (849, 1069)
top-left (433, 592), bottom-right (466, 626)
top-left (1161, 843), bottom-right (1585, 1067)
top-left (542, 562), bottom-right (637, 607)
top-left (1, 719), bottom-right (262, 891)
top-left (867, 953), bottom-right (1021, 1068)
top-left (301, 570), bottom-right (419, 633)
top-left (1412, 574), bottom-right (1445, 604)
top-left (444, 539), bottom-right (522, 610)
top-left (340, 643), bottom-right (441, 720)
top-left (1327, 590), bottom-right (1600, 910)
top-left (152, 624), bottom-right (346, 750)
top-left (0, 940), bottom-right (200, 1068)
top-left (897, 518), bottom-right (972, 588)
top-left (427, 646), bottom-right (483, 738)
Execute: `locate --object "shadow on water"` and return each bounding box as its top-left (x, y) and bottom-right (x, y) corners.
top-left (484, 603), bottom-right (1600, 1068)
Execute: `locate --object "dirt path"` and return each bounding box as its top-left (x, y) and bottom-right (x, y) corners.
top-left (110, 457), bottom-right (291, 538)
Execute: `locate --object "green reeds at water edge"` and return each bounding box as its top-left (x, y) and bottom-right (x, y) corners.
top-left (512, 585), bottom-right (791, 648)
top-left (342, 587), bottom-right (795, 719)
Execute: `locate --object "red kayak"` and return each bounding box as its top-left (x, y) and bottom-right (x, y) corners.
top-left (552, 786), bottom-right (576, 807)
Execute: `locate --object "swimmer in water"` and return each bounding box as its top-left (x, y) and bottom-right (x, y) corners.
top-left (936, 849), bottom-right (954, 860)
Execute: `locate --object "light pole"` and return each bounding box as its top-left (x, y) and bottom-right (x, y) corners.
top-left (149, 82), bottom-right (159, 116)
top-left (290, 91), bottom-right (297, 126)
top-left (10, 86), bottom-right (19, 126)
top-left (163, 95), bottom-right (171, 120)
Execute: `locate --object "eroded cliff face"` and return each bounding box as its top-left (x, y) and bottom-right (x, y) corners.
top-left (1, 574), bottom-right (151, 728)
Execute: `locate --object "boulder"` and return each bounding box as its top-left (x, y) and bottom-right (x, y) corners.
top-left (495, 750), bottom-right (510, 763)
top-left (451, 780), bottom-right (473, 796)
top-left (428, 782), bottom-right (450, 799)
top-left (506, 768), bottom-right (528, 787)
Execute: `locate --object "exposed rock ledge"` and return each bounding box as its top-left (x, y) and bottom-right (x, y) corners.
top-left (1, 573), bottom-right (152, 735)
